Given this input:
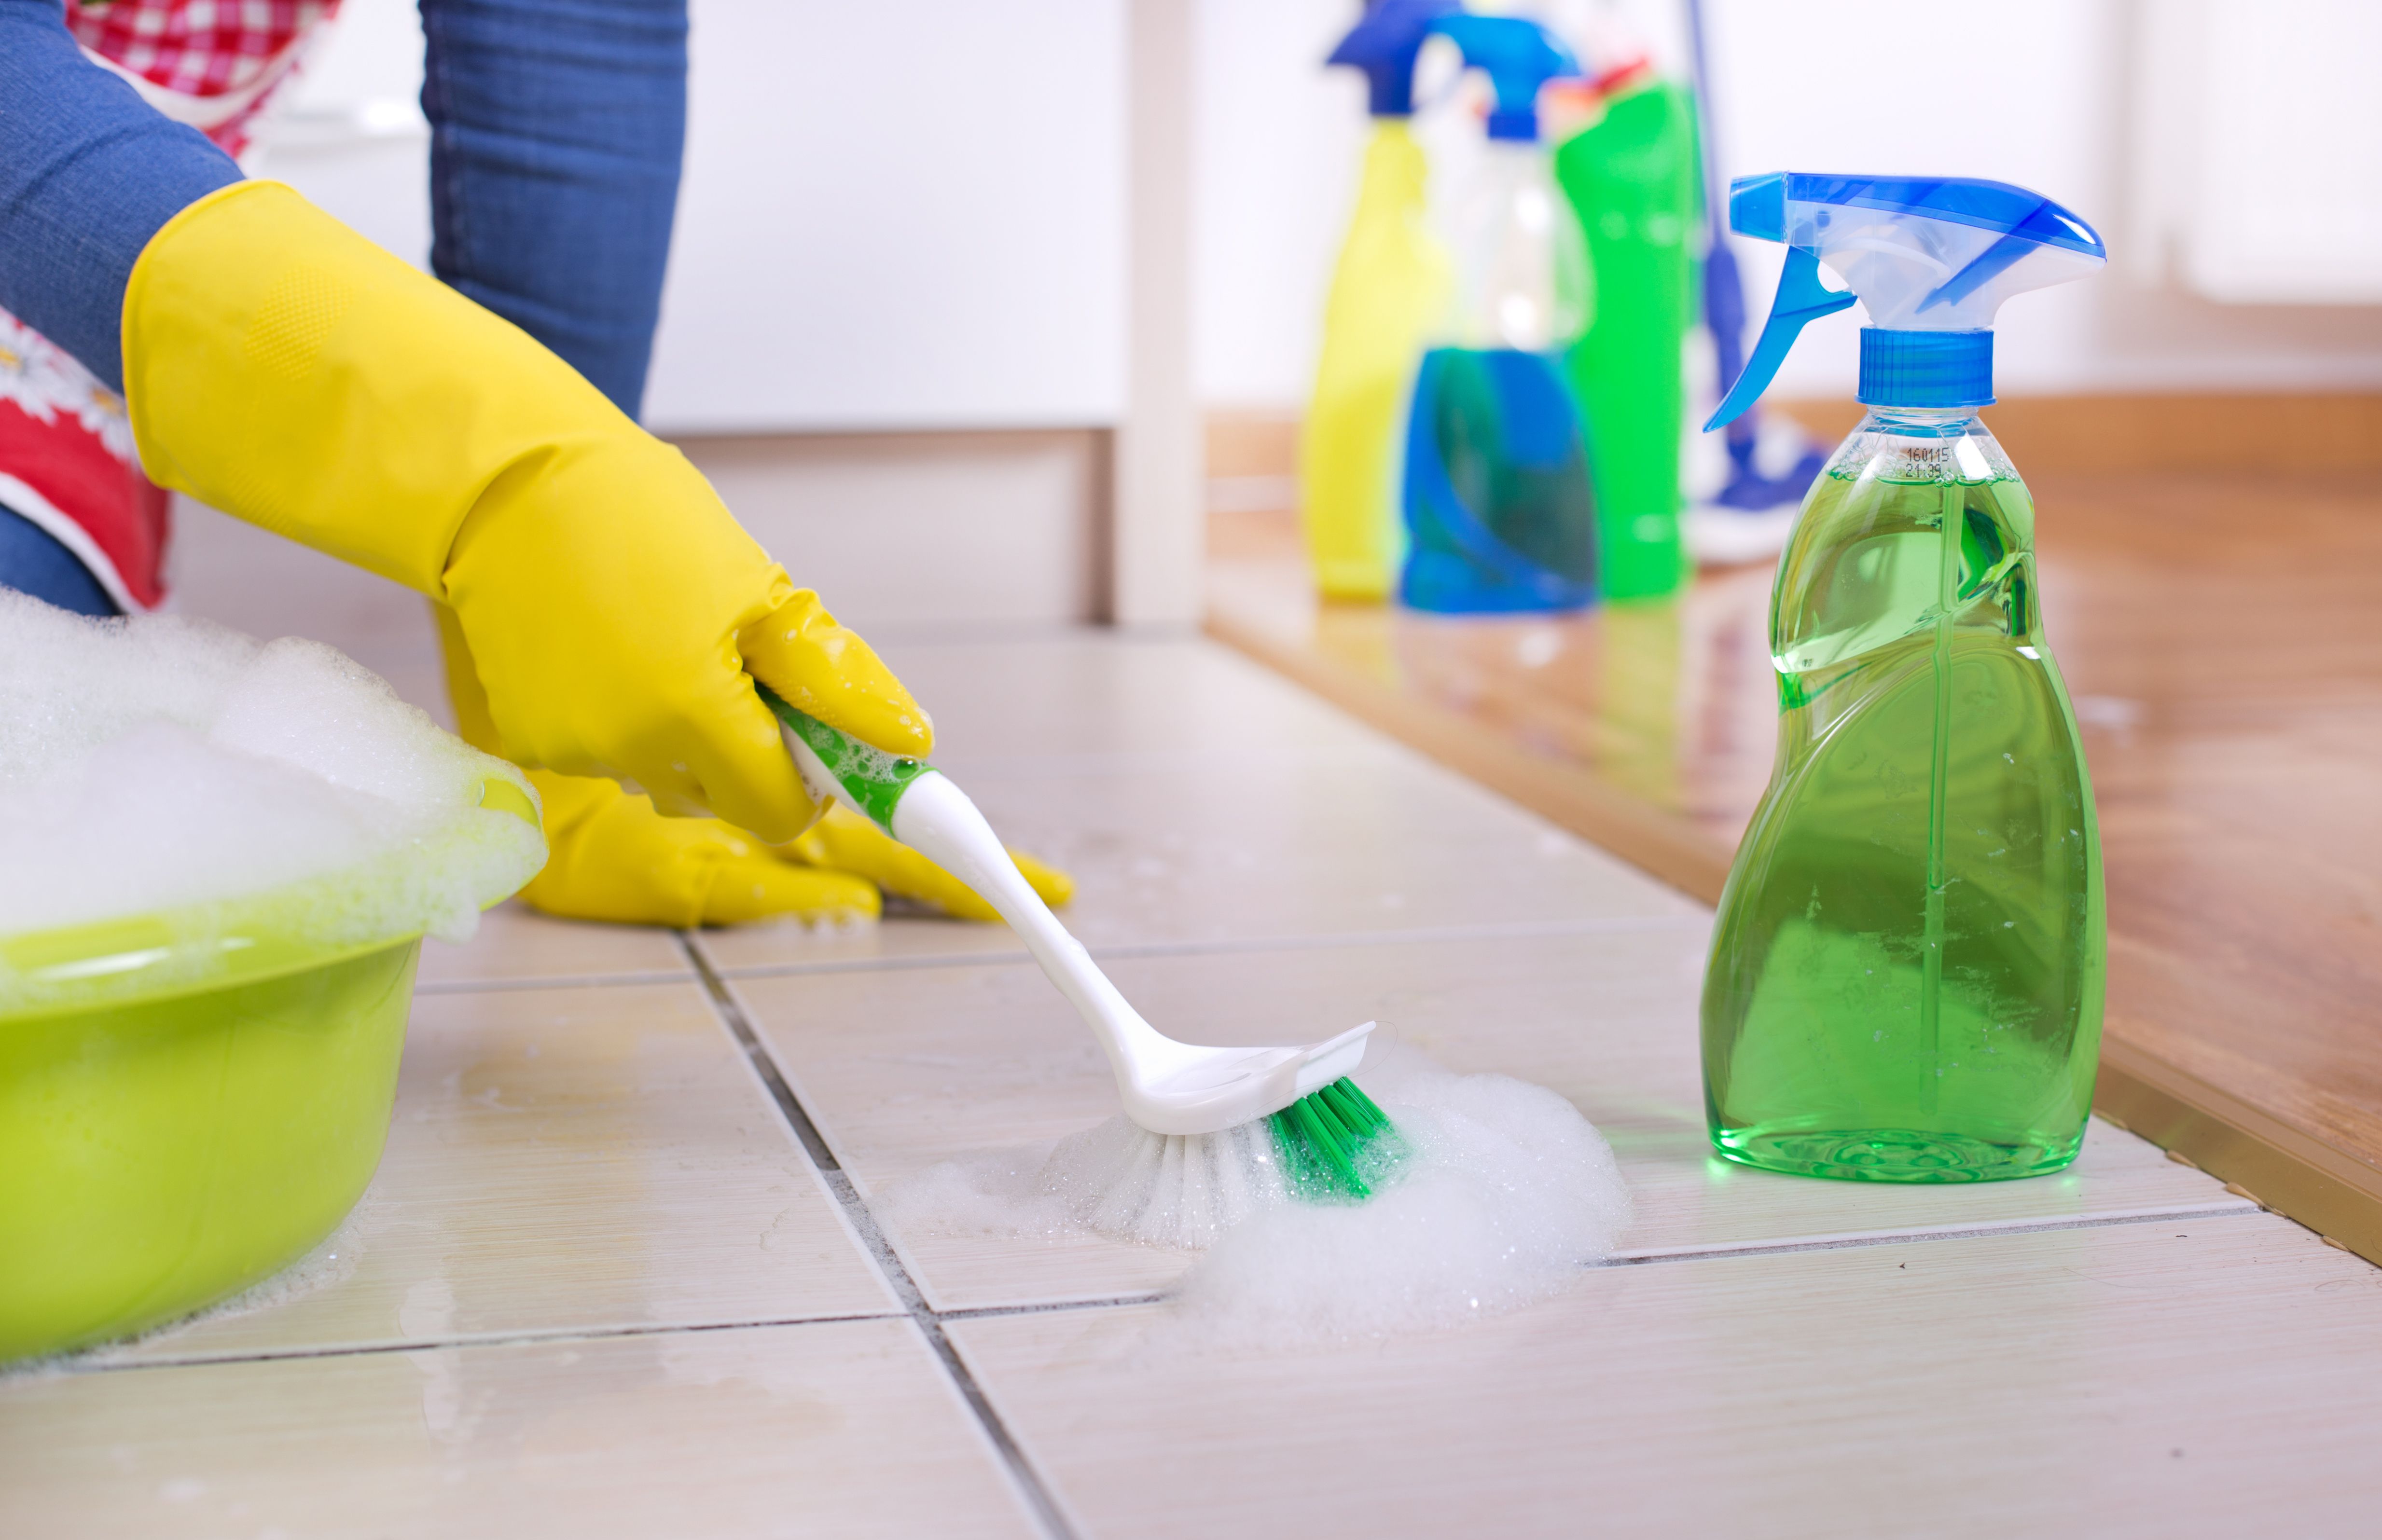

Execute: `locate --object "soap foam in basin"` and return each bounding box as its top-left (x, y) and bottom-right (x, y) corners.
top-left (0, 593), bottom-right (543, 1001)
top-left (878, 1042), bottom-right (1632, 1346)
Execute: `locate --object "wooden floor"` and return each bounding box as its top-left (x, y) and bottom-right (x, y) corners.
top-left (1205, 403), bottom-right (2382, 1263)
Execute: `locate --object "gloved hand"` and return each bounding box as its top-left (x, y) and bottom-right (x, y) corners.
top-left (516, 770), bottom-right (1075, 927)
top-left (123, 179), bottom-right (920, 841)
top-left (438, 605), bottom-right (1073, 928)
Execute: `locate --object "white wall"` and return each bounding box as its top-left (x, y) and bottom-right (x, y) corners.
top-left (1700, 0), bottom-right (2119, 398)
top-left (1191, 0), bottom-right (1368, 409)
top-left (250, 0), bottom-right (431, 268)
top-left (255, 0), bottom-right (1129, 436)
top-left (2134, 0), bottom-right (2382, 306)
top-left (224, 0), bottom-right (1143, 632)
top-left (1191, 0), bottom-right (2382, 407)
top-left (645, 0), bottom-right (1127, 434)
top-left (254, 0), bottom-right (2382, 424)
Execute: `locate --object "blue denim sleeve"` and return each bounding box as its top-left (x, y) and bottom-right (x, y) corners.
top-left (421, 0), bottom-right (687, 418)
top-left (0, 0), bottom-right (243, 393)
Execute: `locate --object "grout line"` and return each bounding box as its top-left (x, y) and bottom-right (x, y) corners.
top-left (843, 1206), bottom-right (2267, 1328)
top-left (55, 1311), bottom-right (904, 1377)
top-left (60, 1203), bottom-right (2268, 1382)
top-left (922, 745), bottom-right (1390, 784)
top-left (1088, 913), bottom-right (1701, 958)
top-left (676, 933), bottom-right (1083, 1540)
top-left (832, 620), bottom-right (1116, 648)
top-left (709, 911), bottom-right (1708, 984)
top-left (413, 968), bottom-right (694, 996)
top-left (1602, 1202), bottom-right (2264, 1267)
top-left (938, 1294), bottom-right (1168, 1322)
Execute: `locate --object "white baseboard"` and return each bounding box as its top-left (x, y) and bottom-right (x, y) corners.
top-left (675, 429), bottom-right (1109, 633)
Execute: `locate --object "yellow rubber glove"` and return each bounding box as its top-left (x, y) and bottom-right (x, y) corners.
top-left (123, 180), bottom-right (925, 841)
top-left (519, 774), bottom-right (1075, 926)
top-left (439, 606), bottom-right (1073, 927)
top-left (784, 797), bottom-right (1074, 924)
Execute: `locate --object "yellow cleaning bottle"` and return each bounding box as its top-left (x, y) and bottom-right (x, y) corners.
top-left (1301, 0), bottom-right (1456, 602)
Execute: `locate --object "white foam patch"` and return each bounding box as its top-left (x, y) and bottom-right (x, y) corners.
top-left (0, 593), bottom-right (543, 996)
top-left (878, 1042), bottom-right (1631, 1347)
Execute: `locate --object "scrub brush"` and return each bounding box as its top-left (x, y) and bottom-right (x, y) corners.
top-left (761, 687), bottom-right (1403, 1201)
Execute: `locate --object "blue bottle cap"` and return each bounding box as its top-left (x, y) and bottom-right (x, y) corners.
top-left (1857, 330), bottom-right (1995, 410)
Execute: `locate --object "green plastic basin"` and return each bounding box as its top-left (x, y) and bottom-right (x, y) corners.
top-left (0, 926), bottom-right (424, 1361)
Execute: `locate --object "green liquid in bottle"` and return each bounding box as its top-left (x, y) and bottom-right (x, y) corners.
top-left (1701, 409), bottom-right (2105, 1182)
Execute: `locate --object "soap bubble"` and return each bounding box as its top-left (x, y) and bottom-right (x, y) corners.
top-left (878, 1040), bottom-right (1631, 1349)
top-left (0, 592), bottom-right (543, 1003)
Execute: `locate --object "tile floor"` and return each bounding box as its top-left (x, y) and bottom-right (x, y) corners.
top-left (7, 632), bottom-right (2378, 1539)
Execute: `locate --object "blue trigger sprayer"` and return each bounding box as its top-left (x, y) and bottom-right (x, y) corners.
top-left (1698, 174), bottom-right (2113, 1183)
top-left (1397, 13), bottom-right (1599, 614)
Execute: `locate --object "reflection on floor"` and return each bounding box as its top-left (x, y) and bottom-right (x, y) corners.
top-left (9, 632), bottom-right (2377, 1539)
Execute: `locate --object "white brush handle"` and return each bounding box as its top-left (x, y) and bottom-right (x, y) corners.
top-left (782, 719), bottom-right (1371, 1135)
top-left (888, 773), bottom-right (1214, 1086)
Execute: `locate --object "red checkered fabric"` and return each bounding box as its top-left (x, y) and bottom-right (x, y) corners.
top-left (3, 2), bottom-right (351, 608)
top-left (69, 0), bottom-right (343, 159)
top-left (67, 0), bottom-right (334, 101)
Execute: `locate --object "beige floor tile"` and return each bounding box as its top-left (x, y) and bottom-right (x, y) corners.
top-left (2, 1319), bottom-right (1039, 1540)
top-left (871, 632), bottom-right (1382, 770)
top-left (103, 982), bottom-right (892, 1365)
top-left (737, 930), bottom-right (2246, 1311)
top-left (703, 746), bottom-right (1699, 973)
top-left (692, 912), bottom-right (1035, 977)
top-left (414, 902), bottom-right (692, 990)
top-left (948, 1211), bottom-right (2382, 1540)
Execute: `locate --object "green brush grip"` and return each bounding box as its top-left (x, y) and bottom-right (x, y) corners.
top-left (755, 684), bottom-right (933, 835)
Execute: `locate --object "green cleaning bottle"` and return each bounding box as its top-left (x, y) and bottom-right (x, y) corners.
top-left (1553, 65), bottom-right (1699, 600)
top-left (1699, 174), bottom-right (2110, 1182)
top-left (1301, 0), bottom-right (1458, 602)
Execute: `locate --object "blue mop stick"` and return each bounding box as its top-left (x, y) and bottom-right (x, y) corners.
top-left (1683, 0), bottom-right (1828, 511)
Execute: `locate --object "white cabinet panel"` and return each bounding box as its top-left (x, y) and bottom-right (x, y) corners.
top-left (645, 0), bottom-right (1129, 434)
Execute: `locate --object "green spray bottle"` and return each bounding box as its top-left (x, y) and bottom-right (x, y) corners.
top-left (1553, 63), bottom-right (1699, 600)
top-left (1301, 0), bottom-right (1458, 602)
top-left (1699, 174), bottom-right (2109, 1182)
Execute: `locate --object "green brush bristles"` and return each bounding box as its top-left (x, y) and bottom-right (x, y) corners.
top-left (1268, 1077), bottom-right (1404, 1202)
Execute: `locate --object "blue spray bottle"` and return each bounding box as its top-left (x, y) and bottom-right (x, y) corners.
top-left (1398, 14), bottom-right (1598, 614)
top-left (1698, 174), bottom-right (2110, 1182)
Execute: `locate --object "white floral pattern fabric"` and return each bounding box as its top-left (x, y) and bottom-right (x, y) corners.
top-left (0, 310), bottom-right (138, 465)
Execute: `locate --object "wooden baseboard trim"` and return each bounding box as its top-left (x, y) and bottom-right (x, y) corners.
top-left (1209, 603), bottom-right (2382, 1268)
top-left (2094, 1041), bottom-right (2382, 1265)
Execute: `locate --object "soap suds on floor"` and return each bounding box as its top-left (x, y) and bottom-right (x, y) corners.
top-left (877, 1042), bottom-right (1631, 1347)
top-left (0, 594), bottom-right (542, 1000)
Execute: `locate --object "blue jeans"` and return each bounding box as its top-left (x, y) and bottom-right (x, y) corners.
top-left (0, 0), bottom-right (687, 611)
top-left (0, 507), bottom-right (115, 618)
top-left (424, 0), bottom-right (688, 417)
